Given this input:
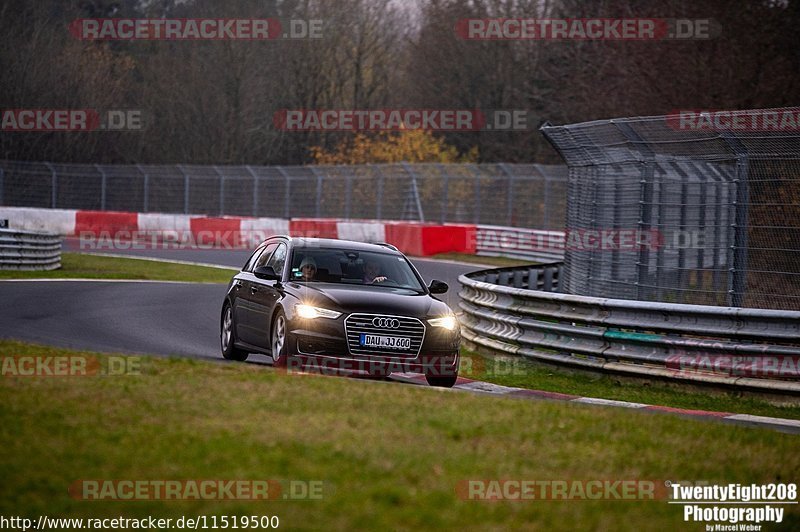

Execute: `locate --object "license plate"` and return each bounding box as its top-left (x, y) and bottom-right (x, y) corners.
top-left (360, 334), bottom-right (411, 350)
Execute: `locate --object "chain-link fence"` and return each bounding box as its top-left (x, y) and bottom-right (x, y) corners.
top-left (541, 106), bottom-right (800, 311)
top-left (0, 161), bottom-right (567, 231)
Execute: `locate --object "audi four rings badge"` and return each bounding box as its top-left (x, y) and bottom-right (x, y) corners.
top-left (372, 317), bottom-right (400, 329)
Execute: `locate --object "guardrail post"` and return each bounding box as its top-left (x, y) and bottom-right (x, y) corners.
top-left (245, 165), bottom-right (259, 216)
top-left (45, 162), bottom-right (57, 208)
top-left (177, 164), bottom-right (189, 214)
top-left (136, 164), bottom-right (149, 213)
top-left (94, 164), bottom-right (107, 210)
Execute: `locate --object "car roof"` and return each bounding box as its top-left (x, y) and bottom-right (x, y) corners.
top-left (265, 236), bottom-right (402, 255)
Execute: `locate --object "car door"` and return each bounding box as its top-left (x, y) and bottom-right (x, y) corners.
top-left (236, 242), bottom-right (277, 346)
top-left (247, 242), bottom-right (288, 350)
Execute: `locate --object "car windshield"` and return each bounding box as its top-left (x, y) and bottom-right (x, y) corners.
top-left (290, 248), bottom-right (425, 292)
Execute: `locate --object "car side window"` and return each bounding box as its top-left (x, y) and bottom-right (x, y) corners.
top-left (243, 245), bottom-right (266, 272)
top-left (254, 243), bottom-right (279, 270)
top-left (266, 243), bottom-right (287, 277)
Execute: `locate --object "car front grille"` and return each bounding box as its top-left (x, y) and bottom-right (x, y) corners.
top-left (344, 313), bottom-right (426, 358)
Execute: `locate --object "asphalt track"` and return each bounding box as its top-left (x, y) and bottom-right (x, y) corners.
top-left (0, 242), bottom-right (482, 360)
top-left (4, 244), bottom-right (799, 433)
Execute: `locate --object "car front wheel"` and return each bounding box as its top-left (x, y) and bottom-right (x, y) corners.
top-left (221, 304), bottom-right (249, 361)
top-left (270, 310), bottom-right (289, 368)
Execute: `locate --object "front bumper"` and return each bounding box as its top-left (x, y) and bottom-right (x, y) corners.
top-left (287, 317), bottom-right (460, 376)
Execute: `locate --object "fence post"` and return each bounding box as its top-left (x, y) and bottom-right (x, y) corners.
top-left (276, 166), bottom-right (291, 219)
top-left (136, 164), bottom-right (149, 213)
top-left (177, 164), bottom-right (189, 214)
top-left (469, 164), bottom-right (481, 224)
top-left (720, 133), bottom-right (750, 308)
top-left (245, 166), bottom-right (259, 217)
top-left (372, 165), bottom-right (384, 220)
top-left (213, 166), bottom-right (225, 216)
top-left (543, 168), bottom-right (550, 229)
top-left (438, 163), bottom-right (449, 224)
top-left (400, 162), bottom-right (425, 222)
top-left (45, 162), bottom-right (57, 208)
top-left (500, 163), bottom-right (514, 226)
top-left (613, 120), bottom-right (656, 301)
top-left (711, 165), bottom-right (725, 294)
top-left (345, 170), bottom-right (352, 220)
top-left (95, 164), bottom-right (107, 210)
top-left (309, 166), bottom-right (323, 218)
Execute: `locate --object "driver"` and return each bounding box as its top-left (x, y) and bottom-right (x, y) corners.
top-left (363, 259), bottom-right (388, 284)
top-left (299, 257), bottom-right (317, 281)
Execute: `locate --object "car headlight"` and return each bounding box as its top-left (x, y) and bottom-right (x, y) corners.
top-left (295, 304), bottom-right (341, 320)
top-left (428, 315), bottom-right (458, 331)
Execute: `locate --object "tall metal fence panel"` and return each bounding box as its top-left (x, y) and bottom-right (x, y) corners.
top-left (541, 107), bottom-right (800, 311)
top-left (0, 161), bottom-right (567, 231)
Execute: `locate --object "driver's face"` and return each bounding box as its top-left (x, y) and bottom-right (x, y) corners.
top-left (365, 262), bottom-right (380, 275)
top-left (301, 264), bottom-right (316, 279)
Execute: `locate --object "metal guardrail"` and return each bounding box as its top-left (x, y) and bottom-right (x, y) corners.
top-left (0, 229), bottom-right (61, 270)
top-left (458, 263), bottom-right (800, 394)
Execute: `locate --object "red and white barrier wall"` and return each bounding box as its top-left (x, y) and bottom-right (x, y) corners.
top-left (0, 207), bottom-right (477, 257)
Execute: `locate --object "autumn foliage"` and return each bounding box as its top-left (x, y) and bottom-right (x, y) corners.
top-left (310, 130), bottom-right (477, 165)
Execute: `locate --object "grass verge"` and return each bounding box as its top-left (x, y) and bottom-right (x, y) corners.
top-left (1, 340), bottom-right (798, 530)
top-left (460, 350), bottom-right (800, 420)
top-left (0, 252), bottom-right (234, 283)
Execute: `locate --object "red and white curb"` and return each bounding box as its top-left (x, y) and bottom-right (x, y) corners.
top-left (0, 206), bottom-right (478, 257)
top-left (390, 373), bottom-right (800, 434)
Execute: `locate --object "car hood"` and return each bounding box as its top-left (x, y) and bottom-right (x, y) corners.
top-left (287, 282), bottom-right (451, 317)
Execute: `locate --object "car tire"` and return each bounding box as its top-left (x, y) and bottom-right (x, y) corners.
top-left (221, 304), bottom-right (249, 361)
top-left (425, 373), bottom-right (458, 388)
top-left (270, 309), bottom-right (289, 368)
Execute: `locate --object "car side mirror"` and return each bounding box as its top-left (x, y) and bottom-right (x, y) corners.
top-left (253, 265), bottom-right (280, 281)
top-left (428, 280), bottom-right (449, 294)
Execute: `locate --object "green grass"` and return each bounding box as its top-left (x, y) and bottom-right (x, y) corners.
top-left (1, 340), bottom-right (798, 531)
top-left (0, 252), bottom-right (235, 283)
top-left (460, 350), bottom-right (800, 420)
top-left (429, 252), bottom-right (533, 267)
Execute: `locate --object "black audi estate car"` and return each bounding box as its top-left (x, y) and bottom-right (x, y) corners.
top-left (220, 236), bottom-right (460, 387)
